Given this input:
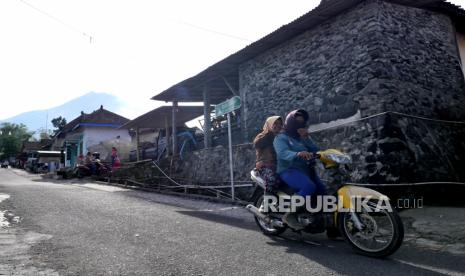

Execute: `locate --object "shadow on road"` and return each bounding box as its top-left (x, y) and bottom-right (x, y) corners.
top-left (177, 208), bottom-right (465, 275)
top-left (176, 210), bottom-right (258, 231)
top-left (264, 234), bottom-right (465, 275)
top-left (30, 177), bottom-right (92, 185)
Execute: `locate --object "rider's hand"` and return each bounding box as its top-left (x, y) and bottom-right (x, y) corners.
top-left (297, 151), bottom-right (313, 160)
top-left (297, 128), bottom-right (309, 138)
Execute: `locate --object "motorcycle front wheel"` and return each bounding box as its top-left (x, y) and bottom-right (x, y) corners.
top-left (253, 194), bottom-right (287, 236)
top-left (75, 168), bottom-right (84, 179)
top-left (338, 201), bottom-right (404, 258)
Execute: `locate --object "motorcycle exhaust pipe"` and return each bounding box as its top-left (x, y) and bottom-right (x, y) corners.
top-left (245, 205), bottom-right (285, 228)
top-left (245, 204), bottom-right (269, 221)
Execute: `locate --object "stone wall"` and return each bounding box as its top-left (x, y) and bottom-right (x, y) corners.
top-left (154, 111), bottom-right (465, 201)
top-left (310, 113), bottom-right (465, 184)
top-left (233, 0), bottom-right (465, 187)
top-left (111, 144), bottom-right (257, 200)
top-left (118, 0), bottom-right (465, 201)
top-left (239, 0), bottom-right (465, 140)
top-left (157, 144), bottom-right (256, 199)
top-left (373, 1), bottom-right (465, 120)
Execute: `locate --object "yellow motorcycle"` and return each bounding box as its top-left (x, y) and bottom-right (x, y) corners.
top-left (246, 149), bottom-right (404, 258)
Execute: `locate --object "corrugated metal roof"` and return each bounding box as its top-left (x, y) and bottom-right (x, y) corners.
top-left (120, 106), bottom-right (209, 129)
top-left (151, 0), bottom-right (465, 103)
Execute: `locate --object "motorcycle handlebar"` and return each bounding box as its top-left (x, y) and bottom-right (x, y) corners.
top-left (300, 152), bottom-right (320, 162)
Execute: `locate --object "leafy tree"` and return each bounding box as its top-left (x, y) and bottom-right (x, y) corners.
top-left (51, 116), bottom-right (67, 134)
top-left (0, 123), bottom-right (33, 160)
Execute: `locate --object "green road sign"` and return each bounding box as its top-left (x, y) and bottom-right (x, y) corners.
top-left (215, 96), bottom-right (241, 117)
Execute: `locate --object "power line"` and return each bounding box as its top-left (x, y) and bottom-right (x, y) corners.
top-left (179, 21), bottom-right (253, 42)
top-left (17, 0), bottom-right (93, 43)
top-left (309, 110), bottom-right (465, 133)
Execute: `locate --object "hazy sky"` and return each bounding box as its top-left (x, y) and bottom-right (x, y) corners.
top-left (0, 0), bottom-right (464, 120)
top-left (0, 0), bottom-right (320, 120)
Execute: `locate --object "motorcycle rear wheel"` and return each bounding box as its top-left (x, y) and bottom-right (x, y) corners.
top-left (253, 194), bottom-right (287, 236)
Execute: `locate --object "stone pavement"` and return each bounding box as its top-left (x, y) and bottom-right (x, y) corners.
top-left (400, 207), bottom-right (465, 255)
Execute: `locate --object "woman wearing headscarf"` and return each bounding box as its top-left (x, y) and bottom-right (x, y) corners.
top-left (273, 109), bottom-right (326, 197)
top-left (253, 116), bottom-right (283, 193)
top-left (273, 109), bottom-right (326, 229)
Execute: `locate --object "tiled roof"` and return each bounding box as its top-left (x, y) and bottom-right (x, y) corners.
top-left (60, 106), bottom-right (129, 134)
top-left (22, 139), bottom-right (52, 152)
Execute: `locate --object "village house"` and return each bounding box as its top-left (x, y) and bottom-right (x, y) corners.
top-left (51, 106), bottom-right (130, 168)
top-left (17, 139), bottom-right (52, 168)
top-left (151, 0), bottom-right (465, 187)
top-left (120, 105), bottom-right (207, 161)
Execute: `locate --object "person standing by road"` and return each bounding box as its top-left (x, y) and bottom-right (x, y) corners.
top-left (111, 147), bottom-right (121, 170)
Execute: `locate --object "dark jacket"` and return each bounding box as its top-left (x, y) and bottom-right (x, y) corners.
top-left (253, 132), bottom-right (277, 169)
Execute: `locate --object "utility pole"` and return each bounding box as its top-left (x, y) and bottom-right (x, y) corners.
top-left (45, 111), bottom-right (49, 137)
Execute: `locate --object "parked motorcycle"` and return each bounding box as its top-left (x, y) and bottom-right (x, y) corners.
top-left (74, 158), bottom-right (111, 179)
top-left (246, 149), bottom-right (404, 258)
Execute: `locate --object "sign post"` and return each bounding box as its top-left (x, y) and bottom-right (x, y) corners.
top-left (226, 113), bottom-right (234, 200)
top-left (215, 96), bottom-right (241, 200)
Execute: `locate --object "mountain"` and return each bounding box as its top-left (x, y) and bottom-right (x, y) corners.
top-left (0, 92), bottom-right (125, 133)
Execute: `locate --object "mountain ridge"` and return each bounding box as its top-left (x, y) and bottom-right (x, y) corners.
top-left (0, 92), bottom-right (125, 132)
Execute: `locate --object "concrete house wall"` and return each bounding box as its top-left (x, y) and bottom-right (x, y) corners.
top-left (82, 127), bottom-right (131, 154)
top-left (81, 127), bottom-right (131, 162)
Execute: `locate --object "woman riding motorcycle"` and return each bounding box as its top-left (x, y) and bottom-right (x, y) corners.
top-left (253, 116), bottom-right (283, 193)
top-left (248, 110), bottom-right (404, 257)
top-left (273, 109), bottom-right (327, 229)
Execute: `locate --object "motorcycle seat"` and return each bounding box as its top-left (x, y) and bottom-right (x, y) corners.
top-left (251, 168), bottom-right (296, 196)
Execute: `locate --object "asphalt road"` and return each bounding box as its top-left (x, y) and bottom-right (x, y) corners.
top-left (1, 168), bottom-right (464, 276)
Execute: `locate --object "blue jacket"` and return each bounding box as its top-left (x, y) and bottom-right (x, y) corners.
top-left (273, 133), bottom-right (319, 174)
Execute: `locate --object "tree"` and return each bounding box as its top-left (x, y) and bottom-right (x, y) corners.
top-left (0, 123), bottom-right (33, 160)
top-left (51, 116), bottom-right (67, 134)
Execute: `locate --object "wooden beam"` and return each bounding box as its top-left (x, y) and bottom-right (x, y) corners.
top-left (203, 85), bottom-right (212, 148)
top-left (135, 127), bottom-right (140, 161)
top-left (172, 101), bottom-right (178, 155)
top-left (221, 75), bottom-right (238, 96)
top-left (164, 115), bottom-right (170, 156)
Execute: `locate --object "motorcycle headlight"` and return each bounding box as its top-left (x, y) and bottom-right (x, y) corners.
top-left (325, 153), bottom-right (352, 164)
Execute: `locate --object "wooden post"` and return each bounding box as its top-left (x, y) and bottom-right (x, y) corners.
top-left (221, 76), bottom-right (237, 96)
top-left (165, 116), bottom-right (170, 156)
top-left (135, 127), bottom-right (140, 161)
top-left (172, 101), bottom-right (178, 155)
top-left (203, 85), bottom-right (211, 148)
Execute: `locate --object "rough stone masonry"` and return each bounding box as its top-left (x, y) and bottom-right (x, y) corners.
top-left (160, 0), bottom-right (465, 197)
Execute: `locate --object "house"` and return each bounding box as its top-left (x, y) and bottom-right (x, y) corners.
top-left (21, 139), bottom-right (52, 153)
top-left (151, 0), bottom-right (465, 185)
top-left (17, 139), bottom-right (52, 168)
top-left (120, 105), bottom-right (207, 161)
top-left (51, 106), bottom-right (130, 168)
